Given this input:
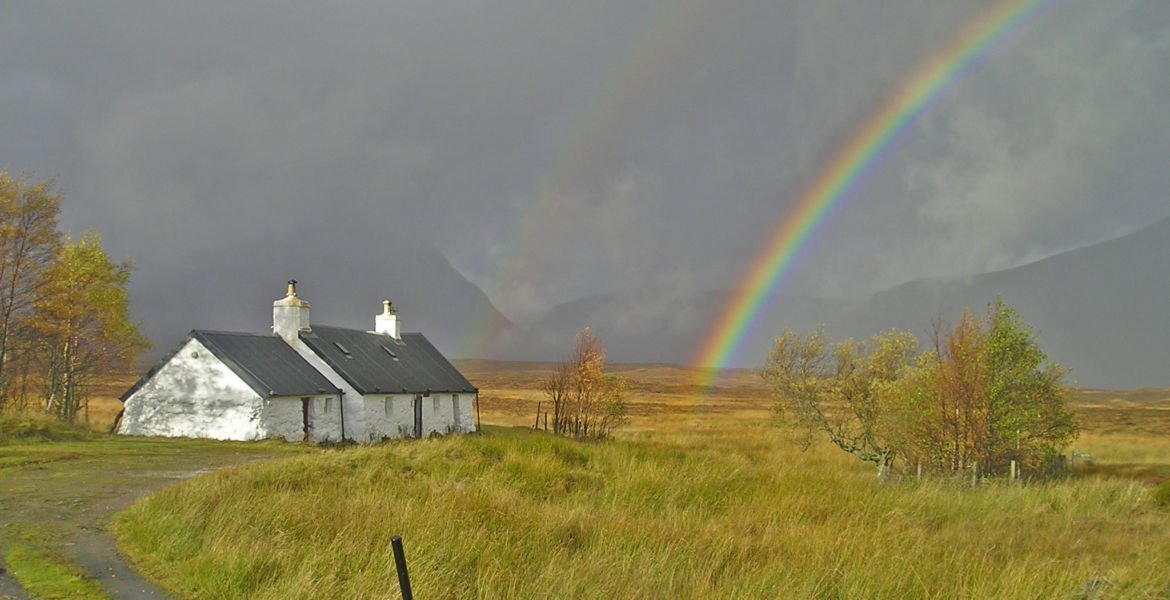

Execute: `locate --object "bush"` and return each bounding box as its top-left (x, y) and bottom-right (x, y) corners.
top-left (1153, 480), bottom-right (1170, 509)
top-left (0, 416), bottom-right (97, 445)
top-left (763, 299), bottom-right (1078, 478)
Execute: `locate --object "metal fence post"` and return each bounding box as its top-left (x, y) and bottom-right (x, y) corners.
top-left (392, 535), bottom-right (413, 600)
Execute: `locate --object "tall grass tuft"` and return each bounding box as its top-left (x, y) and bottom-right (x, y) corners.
top-left (116, 426), bottom-right (1170, 599)
top-left (0, 416), bottom-right (99, 445)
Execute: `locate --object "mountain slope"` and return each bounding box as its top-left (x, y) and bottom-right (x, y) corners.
top-left (512, 216), bottom-right (1169, 389)
top-left (834, 217), bottom-right (1170, 389)
top-left (133, 245), bottom-right (516, 361)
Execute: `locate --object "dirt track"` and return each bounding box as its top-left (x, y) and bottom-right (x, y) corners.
top-left (0, 439), bottom-right (296, 600)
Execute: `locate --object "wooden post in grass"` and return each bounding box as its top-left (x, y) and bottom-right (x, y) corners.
top-left (392, 535), bottom-right (413, 600)
top-left (1010, 460), bottom-right (1018, 481)
top-left (917, 463), bottom-right (922, 482)
top-left (535, 401), bottom-right (542, 430)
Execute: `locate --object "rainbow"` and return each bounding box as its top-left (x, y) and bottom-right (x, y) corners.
top-left (457, 1), bottom-right (709, 358)
top-left (692, 0), bottom-right (1056, 384)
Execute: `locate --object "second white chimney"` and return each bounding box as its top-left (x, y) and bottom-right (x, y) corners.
top-left (375, 299), bottom-right (400, 339)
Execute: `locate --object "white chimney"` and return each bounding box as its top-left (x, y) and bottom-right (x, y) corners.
top-left (273, 280), bottom-right (310, 344)
top-left (375, 299), bottom-right (400, 339)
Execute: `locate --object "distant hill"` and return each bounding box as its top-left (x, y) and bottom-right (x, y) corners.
top-left (512, 290), bottom-right (853, 366)
top-left (830, 216), bottom-right (1170, 389)
top-left (134, 244), bottom-right (517, 362)
top-left (507, 216), bottom-right (1170, 389)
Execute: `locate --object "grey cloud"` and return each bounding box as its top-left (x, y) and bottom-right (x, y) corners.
top-left (0, 0), bottom-right (1166, 363)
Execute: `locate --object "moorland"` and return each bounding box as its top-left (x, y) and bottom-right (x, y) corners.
top-left (2, 362), bottom-right (1169, 599)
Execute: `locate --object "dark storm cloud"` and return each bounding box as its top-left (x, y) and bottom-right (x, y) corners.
top-left (0, 1), bottom-right (1166, 352)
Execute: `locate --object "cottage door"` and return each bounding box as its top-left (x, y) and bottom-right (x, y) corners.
top-left (301, 398), bottom-right (312, 442)
top-left (413, 395), bottom-right (423, 438)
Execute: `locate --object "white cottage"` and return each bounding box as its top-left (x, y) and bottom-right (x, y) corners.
top-left (118, 282), bottom-right (478, 443)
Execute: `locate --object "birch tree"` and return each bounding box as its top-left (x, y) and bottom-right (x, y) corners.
top-left (544, 328), bottom-right (628, 438)
top-left (761, 327), bottom-right (918, 476)
top-left (33, 232), bottom-right (150, 423)
top-left (770, 300), bottom-right (1079, 478)
top-left (0, 171), bottom-right (61, 409)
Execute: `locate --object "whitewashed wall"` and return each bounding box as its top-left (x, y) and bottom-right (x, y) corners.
top-left (358, 392), bottom-right (476, 441)
top-left (119, 338), bottom-right (265, 440)
top-left (363, 394), bottom-right (414, 440)
top-left (453, 392), bottom-right (477, 434)
top-left (119, 338), bottom-right (345, 442)
top-left (259, 395), bottom-right (343, 442)
top-left (282, 335), bottom-right (368, 440)
top-left (422, 393), bottom-right (477, 435)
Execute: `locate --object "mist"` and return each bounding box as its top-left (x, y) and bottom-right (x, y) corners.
top-left (1, 1), bottom-right (1166, 377)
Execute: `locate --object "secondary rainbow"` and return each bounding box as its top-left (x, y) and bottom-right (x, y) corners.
top-left (456, 1), bottom-right (708, 358)
top-left (693, 0), bottom-right (1056, 383)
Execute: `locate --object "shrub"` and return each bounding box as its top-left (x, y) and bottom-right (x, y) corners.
top-left (1153, 480), bottom-right (1170, 509)
top-left (0, 416), bottom-right (97, 445)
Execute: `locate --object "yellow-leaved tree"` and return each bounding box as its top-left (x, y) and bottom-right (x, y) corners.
top-left (32, 232), bottom-right (150, 423)
top-left (544, 328), bottom-right (628, 438)
top-left (0, 171), bottom-right (61, 410)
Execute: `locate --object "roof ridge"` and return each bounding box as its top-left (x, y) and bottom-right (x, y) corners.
top-left (193, 329), bottom-right (280, 337)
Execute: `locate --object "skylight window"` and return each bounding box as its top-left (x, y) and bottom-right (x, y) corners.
top-left (334, 341), bottom-right (352, 356)
top-left (381, 345), bottom-right (399, 360)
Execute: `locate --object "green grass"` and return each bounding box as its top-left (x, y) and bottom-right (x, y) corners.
top-left (114, 425), bottom-right (1170, 599)
top-left (4, 540), bottom-right (110, 600)
top-left (1, 426), bottom-right (318, 600)
top-left (0, 416), bottom-right (100, 445)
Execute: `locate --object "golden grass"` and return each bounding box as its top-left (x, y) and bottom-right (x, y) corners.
top-left (116, 425), bottom-right (1170, 599)
top-left (105, 360), bottom-right (1170, 599)
top-left (0, 360), bottom-right (1138, 598)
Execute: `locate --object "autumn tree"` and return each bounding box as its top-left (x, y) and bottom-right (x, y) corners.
top-left (764, 300), bottom-right (1078, 479)
top-left (31, 232), bottom-right (150, 423)
top-left (889, 300), bottom-right (1077, 475)
top-left (761, 327), bottom-right (918, 476)
top-left (0, 171), bottom-right (61, 409)
top-left (544, 328), bottom-right (628, 439)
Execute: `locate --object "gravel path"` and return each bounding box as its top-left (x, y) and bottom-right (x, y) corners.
top-left (0, 566), bottom-right (31, 600)
top-left (0, 440), bottom-right (294, 600)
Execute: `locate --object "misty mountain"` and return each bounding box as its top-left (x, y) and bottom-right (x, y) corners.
top-left (136, 245), bottom-right (516, 362)
top-left (829, 216), bottom-right (1170, 390)
top-left (511, 290), bottom-right (855, 366)
top-left (509, 216), bottom-right (1170, 389)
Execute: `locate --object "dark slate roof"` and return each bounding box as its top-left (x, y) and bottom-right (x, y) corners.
top-left (121, 330), bottom-right (340, 401)
top-left (299, 325), bottom-right (476, 395)
top-left (194, 331), bottom-right (341, 397)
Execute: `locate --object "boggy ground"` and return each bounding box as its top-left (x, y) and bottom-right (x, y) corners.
top-left (0, 435), bottom-right (307, 600)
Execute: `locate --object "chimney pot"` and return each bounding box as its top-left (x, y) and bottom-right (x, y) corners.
top-left (375, 298), bottom-right (401, 338)
top-left (273, 280), bottom-right (310, 344)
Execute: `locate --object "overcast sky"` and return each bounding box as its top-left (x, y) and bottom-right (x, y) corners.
top-left (2, 1), bottom-right (1167, 336)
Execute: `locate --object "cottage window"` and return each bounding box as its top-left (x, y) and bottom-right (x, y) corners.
top-left (452, 394), bottom-right (461, 429)
top-left (433, 395), bottom-right (440, 412)
top-left (385, 397), bottom-right (392, 418)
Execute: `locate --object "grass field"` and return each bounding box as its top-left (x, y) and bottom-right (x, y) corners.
top-left (95, 361), bottom-right (1170, 599)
